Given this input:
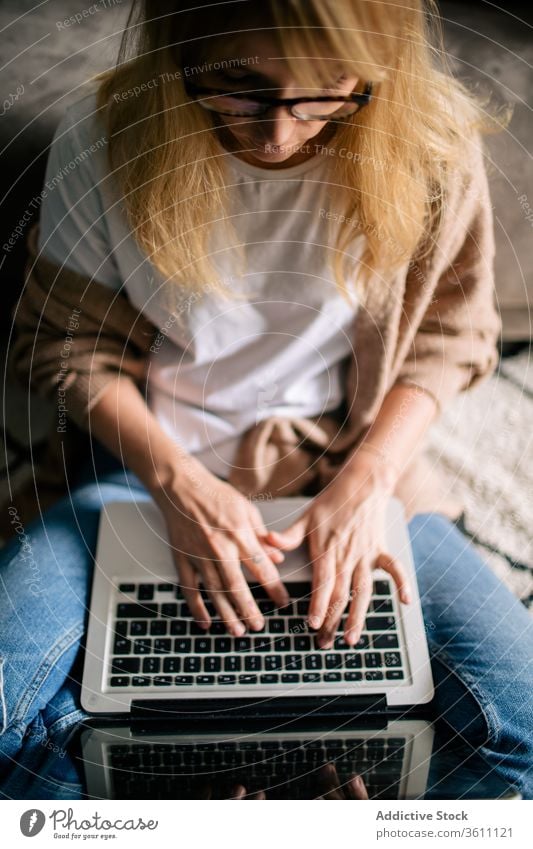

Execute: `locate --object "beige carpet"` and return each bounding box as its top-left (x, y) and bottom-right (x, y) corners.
top-left (425, 347), bottom-right (533, 609)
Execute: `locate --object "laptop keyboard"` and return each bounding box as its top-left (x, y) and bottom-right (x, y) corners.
top-left (106, 734), bottom-right (407, 799)
top-left (108, 580), bottom-right (407, 690)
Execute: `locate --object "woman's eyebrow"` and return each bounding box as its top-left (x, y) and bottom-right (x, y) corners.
top-left (216, 69), bottom-right (282, 84)
top-left (215, 67), bottom-right (343, 89)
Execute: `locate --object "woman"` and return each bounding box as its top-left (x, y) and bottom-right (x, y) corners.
top-left (1, 0), bottom-right (532, 798)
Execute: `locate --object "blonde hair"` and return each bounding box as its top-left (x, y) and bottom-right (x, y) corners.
top-left (95, 0), bottom-right (498, 303)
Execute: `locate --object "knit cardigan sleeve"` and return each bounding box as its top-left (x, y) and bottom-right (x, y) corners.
top-left (394, 140), bottom-right (502, 414)
top-left (10, 225), bottom-right (156, 431)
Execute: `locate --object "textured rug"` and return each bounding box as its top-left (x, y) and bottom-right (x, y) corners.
top-left (425, 346), bottom-right (533, 610)
top-left (2, 349), bottom-right (532, 611)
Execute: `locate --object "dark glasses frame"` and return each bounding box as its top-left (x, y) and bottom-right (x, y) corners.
top-left (183, 79), bottom-right (374, 120)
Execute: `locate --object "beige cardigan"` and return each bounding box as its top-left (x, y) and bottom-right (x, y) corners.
top-left (6, 140), bottom-right (501, 531)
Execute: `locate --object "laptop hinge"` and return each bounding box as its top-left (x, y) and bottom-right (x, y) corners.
top-left (131, 694), bottom-right (388, 731)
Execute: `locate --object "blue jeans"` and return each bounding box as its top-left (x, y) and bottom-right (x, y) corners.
top-left (0, 462), bottom-right (532, 798)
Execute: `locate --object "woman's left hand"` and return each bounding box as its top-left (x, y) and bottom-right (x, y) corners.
top-left (265, 454), bottom-right (411, 649)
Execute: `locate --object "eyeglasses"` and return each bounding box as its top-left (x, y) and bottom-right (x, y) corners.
top-left (184, 80), bottom-right (373, 121)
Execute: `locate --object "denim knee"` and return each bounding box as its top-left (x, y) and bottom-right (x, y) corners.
top-left (0, 479), bottom-right (149, 752)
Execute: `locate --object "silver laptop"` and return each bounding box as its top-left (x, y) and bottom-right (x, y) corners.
top-left (81, 496), bottom-right (434, 717)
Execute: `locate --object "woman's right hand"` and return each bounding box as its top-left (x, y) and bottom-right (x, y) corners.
top-left (152, 457), bottom-right (290, 636)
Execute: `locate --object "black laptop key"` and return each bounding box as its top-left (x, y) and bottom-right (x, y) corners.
top-left (324, 672), bottom-right (342, 682)
top-left (281, 673), bottom-right (299, 683)
top-left (111, 657), bottom-right (139, 674)
top-left (260, 674), bottom-right (279, 684)
top-left (235, 637), bottom-right (251, 652)
top-left (296, 599), bottom-right (309, 615)
top-left (119, 583), bottom-right (135, 593)
top-left (274, 637), bottom-right (291, 651)
top-left (268, 618), bottom-right (285, 634)
top-left (244, 655), bottom-right (261, 671)
top-left (113, 636), bottom-right (131, 655)
top-left (173, 638), bottom-right (191, 653)
top-left (366, 616), bottom-right (395, 631)
top-left (303, 672), bottom-right (320, 683)
top-left (373, 580), bottom-right (391, 596)
top-left (224, 656), bottom-right (242, 672)
top-left (161, 603), bottom-right (178, 618)
top-left (373, 633), bottom-right (399, 649)
top-left (110, 676), bottom-right (130, 687)
top-left (117, 603), bottom-right (157, 618)
top-left (258, 599), bottom-right (276, 614)
top-left (365, 671), bottom-right (384, 681)
top-left (115, 620), bottom-right (128, 636)
top-left (254, 636), bottom-right (271, 652)
top-left (154, 675), bottom-right (172, 686)
top-left (345, 653), bottom-right (362, 668)
top-left (204, 656), bottom-right (221, 672)
top-left (132, 676), bottom-right (151, 686)
top-left (265, 656), bottom-right (282, 671)
top-left (386, 670), bottom-right (405, 680)
top-left (214, 638), bottom-right (231, 653)
top-left (209, 621), bottom-right (225, 634)
top-left (158, 583), bottom-right (174, 592)
top-left (138, 584), bottom-right (154, 601)
top-left (190, 621), bottom-right (208, 635)
top-left (305, 654), bottom-right (323, 670)
top-left (130, 621), bottom-right (148, 636)
top-left (163, 657), bottom-right (181, 673)
top-left (364, 652), bottom-right (383, 668)
top-left (197, 675), bottom-right (215, 685)
top-left (175, 675), bottom-right (193, 685)
top-left (218, 675), bottom-right (236, 685)
top-left (184, 657), bottom-right (201, 673)
top-left (384, 651), bottom-right (402, 667)
top-left (371, 598), bottom-right (393, 613)
top-left (344, 671), bottom-right (363, 681)
top-left (142, 657), bottom-right (160, 674)
top-left (238, 675), bottom-right (258, 685)
top-left (294, 635), bottom-right (312, 651)
top-left (325, 653), bottom-right (343, 669)
top-left (285, 654), bottom-right (302, 670)
top-left (333, 635), bottom-right (351, 650)
top-left (133, 638), bottom-right (152, 654)
top-left (178, 602), bottom-right (191, 617)
top-left (194, 638), bottom-right (211, 653)
top-left (150, 620), bottom-right (167, 636)
top-left (170, 620), bottom-right (186, 635)
top-left (154, 638), bottom-right (171, 654)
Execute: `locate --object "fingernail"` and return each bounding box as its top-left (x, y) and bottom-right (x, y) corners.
top-left (232, 622), bottom-right (245, 636)
top-left (251, 617), bottom-right (264, 631)
top-left (308, 615), bottom-right (320, 630)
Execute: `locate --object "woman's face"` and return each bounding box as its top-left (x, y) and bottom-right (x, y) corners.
top-left (194, 31), bottom-right (358, 166)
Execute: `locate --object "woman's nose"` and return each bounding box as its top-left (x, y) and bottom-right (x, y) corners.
top-left (257, 107), bottom-right (297, 146)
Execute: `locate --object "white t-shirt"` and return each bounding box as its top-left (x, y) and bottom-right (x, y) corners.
top-left (38, 88), bottom-right (361, 477)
